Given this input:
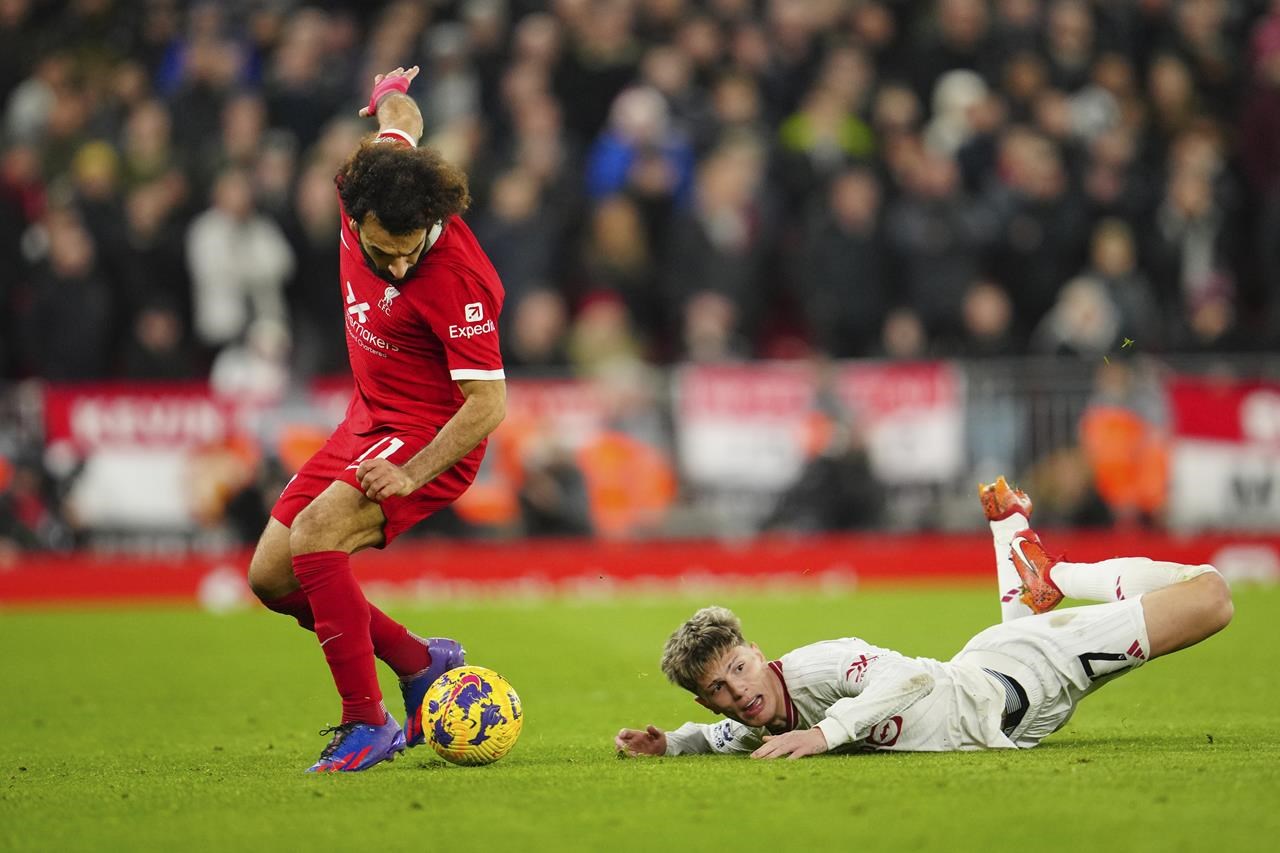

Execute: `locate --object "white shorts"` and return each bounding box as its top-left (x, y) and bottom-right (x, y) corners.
top-left (950, 599), bottom-right (1150, 748)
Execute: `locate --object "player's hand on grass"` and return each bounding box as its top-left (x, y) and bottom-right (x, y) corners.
top-left (359, 66), bottom-right (420, 117)
top-left (615, 725), bottom-right (666, 757)
top-left (356, 458), bottom-right (417, 501)
top-left (750, 728), bottom-right (828, 760)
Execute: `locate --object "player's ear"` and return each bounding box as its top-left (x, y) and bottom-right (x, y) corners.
top-left (348, 217), bottom-right (358, 232)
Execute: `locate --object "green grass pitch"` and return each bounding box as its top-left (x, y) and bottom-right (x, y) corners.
top-left (2, 583), bottom-right (1278, 852)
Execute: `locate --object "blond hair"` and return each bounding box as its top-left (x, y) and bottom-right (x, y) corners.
top-left (660, 606), bottom-right (745, 693)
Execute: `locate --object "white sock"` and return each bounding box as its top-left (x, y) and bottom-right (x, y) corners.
top-left (990, 515), bottom-right (1034, 622)
top-left (1049, 558), bottom-right (1220, 602)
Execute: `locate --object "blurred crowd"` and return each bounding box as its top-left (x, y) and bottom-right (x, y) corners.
top-left (3, 0), bottom-right (1280, 552)
top-left (1, 0), bottom-right (1279, 388)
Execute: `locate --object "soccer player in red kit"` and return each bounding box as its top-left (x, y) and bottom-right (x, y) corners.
top-left (245, 66), bottom-right (507, 772)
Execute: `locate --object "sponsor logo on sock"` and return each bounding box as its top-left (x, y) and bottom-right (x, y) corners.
top-left (1115, 577), bottom-right (1125, 601)
top-left (1127, 640), bottom-right (1146, 660)
top-left (320, 633), bottom-right (344, 648)
top-left (1001, 587), bottom-right (1021, 603)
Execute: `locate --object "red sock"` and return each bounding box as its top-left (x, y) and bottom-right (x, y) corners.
top-left (263, 590), bottom-right (429, 678)
top-left (263, 588), bottom-right (315, 631)
top-left (370, 612), bottom-right (431, 678)
top-left (292, 551), bottom-right (385, 725)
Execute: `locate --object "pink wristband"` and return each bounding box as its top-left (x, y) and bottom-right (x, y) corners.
top-left (366, 75), bottom-right (411, 115)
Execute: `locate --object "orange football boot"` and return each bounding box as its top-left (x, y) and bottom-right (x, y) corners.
top-left (1009, 529), bottom-right (1064, 614)
top-left (978, 476), bottom-right (1033, 522)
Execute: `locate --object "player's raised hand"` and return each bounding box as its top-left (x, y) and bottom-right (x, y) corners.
top-left (750, 728), bottom-right (828, 760)
top-left (359, 65), bottom-right (420, 117)
top-left (355, 457), bottom-right (417, 502)
top-left (615, 725), bottom-right (667, 757)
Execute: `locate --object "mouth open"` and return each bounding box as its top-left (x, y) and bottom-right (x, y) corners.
top-left (742, 695), bottom-right (764, 719)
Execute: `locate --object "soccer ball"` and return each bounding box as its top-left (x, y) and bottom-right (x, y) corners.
top-left (421, 666), bottom-right (523, 766)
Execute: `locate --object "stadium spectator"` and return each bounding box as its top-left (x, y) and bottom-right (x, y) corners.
top-left (17, 207), bottom-right (113, 381)
top-left (209, 317), bottom-right (291, 401)
top-left (884, 149), bottom-right (994, 342)
top-left (518, 440), bottom-right (594, 537)
top-left (1025, 446), bottom-right (1114, 529)
top-left (0, 444), bottom-right (74, 555)
top-left (1075, 218), bottom-right (1162, 349)
top-left (662, 133), bottom-right (769, 356)
top-left (988, 127), bottom-right (1091, 332)
top-left (762, 368), bottom-right (883, 533)
top-left (1043, 0), bottom-right (1097, 93)
top-left (567, 290), bottom-right (646, 373)
top-left (186, 166), bottom-right (294, 352)
top-left (908, 0), bottom-right (998, 102)
top-left (554, 0), bottom-right (641, 143)
top-left (121, 300), bottom-right (199, 381)
top-left (585, 85), bottom-right (695, 205)
top-left (576, 194), bottom-right (660, 348)
top-left (775, 45), bottom-right (876, 208)
top-left (797, 166), bottom-right (889, 358)
top-left (120, 98), bottom-right (181, 191)
top-left (503, 287), bottom-right (573, 373)
top-left (282, 163), bottom-right (344, 378)
top-left (470, 166), bottom-right (559, 307)
top-left (694, 70), bottom-right (769, 155)
top-left (952, 279), bottom-right (1019, 357)
top-left (1145, 160), bottom-right (1240, 347)
top-left (879, 307), bottom-right (929, 360)
top-left (1078, 360), bottom-right (1170, 528)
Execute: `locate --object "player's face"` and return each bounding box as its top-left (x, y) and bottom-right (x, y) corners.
top-left (694, 643), bottom-right (787, 731)
top-left (355, 213), bottom-right (428, 282)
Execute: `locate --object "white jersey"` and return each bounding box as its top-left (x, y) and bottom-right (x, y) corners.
top-left (665, 638), bottom-right (1013, 755)
top-left (664, 599), bottom-right (1151, 755)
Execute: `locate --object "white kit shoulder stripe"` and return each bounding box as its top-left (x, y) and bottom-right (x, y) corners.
top-left (340, 229), bottom-right (350, 251)
top-left (451, 368), bottom-right (506, 380)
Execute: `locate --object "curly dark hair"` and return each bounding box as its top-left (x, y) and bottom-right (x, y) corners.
top-left (336, 140), bottom-right (471, 234)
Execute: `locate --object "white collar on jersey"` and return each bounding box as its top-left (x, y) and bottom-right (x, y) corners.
top-left (425, 220), bottom-right (443, 251)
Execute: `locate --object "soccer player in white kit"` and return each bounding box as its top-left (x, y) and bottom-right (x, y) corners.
top-left (615, 477), bottom-right (1234, 758)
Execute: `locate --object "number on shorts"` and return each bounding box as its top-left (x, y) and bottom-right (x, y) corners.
top-left (1077, 652), bottom-right (1133, 682)
top-left (346, 436), bottom-right (405, 470)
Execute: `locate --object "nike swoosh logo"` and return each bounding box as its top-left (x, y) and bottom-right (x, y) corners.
top-left (320, 633), bottom-right (344, 647)
top-left (1012, 538), bottom-right (1037, 572)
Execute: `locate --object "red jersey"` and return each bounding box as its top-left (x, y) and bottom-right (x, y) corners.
top-left (335, 196), bottom-right (505, 437)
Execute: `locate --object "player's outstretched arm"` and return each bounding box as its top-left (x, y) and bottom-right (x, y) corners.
top-left (615, 725), bottom-right (667, 757)
top-left (358, 66), bottom-right (425, 144)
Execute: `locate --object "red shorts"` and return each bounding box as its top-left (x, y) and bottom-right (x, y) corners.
top-left (271, 421), bottom-right (482, 546)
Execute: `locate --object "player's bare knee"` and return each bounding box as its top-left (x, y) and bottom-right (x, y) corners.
top-left (1200, 569), bottom-right (1233, 633)
top-left (247, 554), bottom-right (295, 600)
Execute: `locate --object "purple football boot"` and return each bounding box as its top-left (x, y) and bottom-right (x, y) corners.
top-left (400, 637), bottom-right (466, 748)
top-left (307, 709), bottom-right (406, 773)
